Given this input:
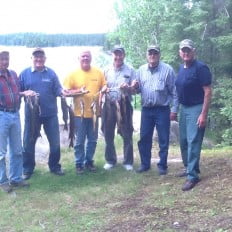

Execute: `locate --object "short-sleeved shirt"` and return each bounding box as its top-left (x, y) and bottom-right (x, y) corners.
top-left (0, 69), bottom-right (20, 110)
top-left (175, 60), bottom-right (212, 106)
top-left (136, 61), bottom-right (178, 113)
top-left (19, 67), bottom-right (62, 117)
top-left (104, 63), bottom-right (136, 102)
top-left (63, 67), bottom-right (106, 118)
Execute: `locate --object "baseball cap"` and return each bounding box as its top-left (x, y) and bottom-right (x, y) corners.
top-left (0, 47), bottom-right (9, 55)
top-left (179, 39), bottom-right (194, 50)
top-left (112, 45), bottom-right (125, 54)
top-left (32, 47), bottom-right (45, 55)
top-left (147, 45), bottom-right (160, 53)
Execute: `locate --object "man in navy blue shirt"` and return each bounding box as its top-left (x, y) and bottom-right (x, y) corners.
top-left (175, 39), bottom-right (212, 191)
top-left (20, 48), bottom-right (65, 180)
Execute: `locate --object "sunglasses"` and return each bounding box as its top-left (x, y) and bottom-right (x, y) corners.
top-left (148, 50), bottom-right (160, 55)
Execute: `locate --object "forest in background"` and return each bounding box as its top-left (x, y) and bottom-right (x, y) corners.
top-left (0, 0), bottom-right (231, 145)
top-left (107, 0), bottom-right (232, 145)
top-left (0, 33), bottom-right (105, 47)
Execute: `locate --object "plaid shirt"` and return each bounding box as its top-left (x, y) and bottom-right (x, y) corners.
top-left (0, 69), bottom-right (20, 110)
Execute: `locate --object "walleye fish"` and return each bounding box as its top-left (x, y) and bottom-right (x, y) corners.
top-left (68, 104), bottom-right (75, 148)
top-left (25, 95), bottom-right (41, 142)
top-left (79, 98), bottom-right (84, 120)
top-left (118, 95), bottom-right (133, 137)
top-left (91, 99), bottom-right (97, 132)
top-left (61, 97), bottom-right (69, 130)
top-left (115, 100), bottom-right (122, 133)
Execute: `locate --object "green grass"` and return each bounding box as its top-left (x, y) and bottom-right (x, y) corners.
top-left (0, 136), bottom-right (232, 232)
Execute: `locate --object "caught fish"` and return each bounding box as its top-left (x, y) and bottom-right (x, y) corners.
top-left (68, 104), bottom-right (75, 147)
top-left (118, 95), bottom-right (133, 137)
top-left (25, 95), bottom-right (41, 142)
top-left (61, 97), bottom-right (69, 130)
top-left (115, 100), bottom-right (122, 133)
top-left (79, 98), bottom-right (84, 120)
top-left (91, 99), bottom-right (97, 132)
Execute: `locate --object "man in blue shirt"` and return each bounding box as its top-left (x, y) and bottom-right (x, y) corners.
top-left (133, 45), bottom-right (178, 175)
top-left (20, 48), bottom-right (65, 180)
top-left (175, 39), bottom-right (212, 191)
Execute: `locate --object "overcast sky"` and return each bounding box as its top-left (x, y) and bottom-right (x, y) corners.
top-left (0, 0), bottom-right (117, 34)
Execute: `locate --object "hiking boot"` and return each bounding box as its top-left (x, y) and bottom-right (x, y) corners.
top-left (76, 166), bottom-right (84, 175)
top-left (182, 179), bottom-right (200, 191)
top-left (158, 167), bottom-right (168, 176)
top-left (10, 180), bottom-right (30, 188)
top-left (176, 169), bottom-right (187, 178)
top-left (0, 183), bottom-right (13, 193)
top-left (51, 169), bottom-right (65, 176)
top-left (85, 162), bottom-right (97, 172)
top-left (136, 166), bottom-right (150, 173)
top-left (23, 173), bottom-right (32, 180)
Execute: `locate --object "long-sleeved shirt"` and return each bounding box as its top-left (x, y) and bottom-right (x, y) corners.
top-left (136, 61), bottom-right (178, 113)
top-left (104, 63), bottom-right (136, 102)
top-left (0, 69), bottom-right (20, 110)
top-left (19, 67), bottom-right (62, 117)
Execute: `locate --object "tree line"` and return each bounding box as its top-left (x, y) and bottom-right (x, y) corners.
top-left (107, 0), bottom-right (232, 145)
top-left (0, 33), bottom-right (106, 47)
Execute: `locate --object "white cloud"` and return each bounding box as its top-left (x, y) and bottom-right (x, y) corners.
top-left (0, 0), bottom-right (117, 34)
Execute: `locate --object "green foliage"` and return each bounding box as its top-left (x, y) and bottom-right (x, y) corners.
top-left (211, 77), bottom-right (232, 145)
top-left (108, 0), bottom-right (232, 144)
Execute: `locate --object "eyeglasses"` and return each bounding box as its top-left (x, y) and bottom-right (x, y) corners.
top-left (181, 47), bottom-right (192, 53)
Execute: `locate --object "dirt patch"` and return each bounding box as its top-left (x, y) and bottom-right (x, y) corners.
top-left (98, 156), bottom-right (232, 232)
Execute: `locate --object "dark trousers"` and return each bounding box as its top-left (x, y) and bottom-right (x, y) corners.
top-left (138, 106), bottom-right (170, 170)
top-left (101, 98), bottom-right (133, 165)
top-left (23, 115), bottom-right (61, 174)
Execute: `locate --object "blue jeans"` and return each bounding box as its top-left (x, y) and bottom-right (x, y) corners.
top-left (74, 117), bottom-right (98, 167)
top-left (138, 106), bottom-right (170, 170)
top-left (0, 111), bottom-right (23, 184)
top-left (23, 115), bottom-right (61, 174)
top-left (179, 104), bottom-right (205, 181)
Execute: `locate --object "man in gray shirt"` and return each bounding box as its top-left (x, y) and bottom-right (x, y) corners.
top-left (101, 45), bottom-right (136, 171)
top-left (133, 45), bottom-right (178, 175)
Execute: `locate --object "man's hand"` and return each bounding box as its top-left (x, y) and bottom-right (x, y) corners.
top-left (170, 112), bottom-right (178, 121)
top-left (20, 90), bottom-right (38, 97)
top-left (197, 113), bottom-right (207, 128)
top-left (100, 85), bottom-right (108, 93)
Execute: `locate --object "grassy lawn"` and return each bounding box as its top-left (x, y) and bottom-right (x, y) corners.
top-left (1, 136), bottom-right (232, 232)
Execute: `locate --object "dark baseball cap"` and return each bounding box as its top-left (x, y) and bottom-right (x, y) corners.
top-left (112, 45), bottom-right (125, 54)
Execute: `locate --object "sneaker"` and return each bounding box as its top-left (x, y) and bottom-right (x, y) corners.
top-left (76, 166), bottom-right (84, 175)
top-left (51, 169), bottom-right (65, 176)
top-left (103, 163), bottom-right (114, 170)
top-left (85, 162), bottom-right (97, 172)
top-left (10, 180), bottom-right (30, 188)
top-left (0, 183), bottom-right (13, 193)
top-left (123, 164), bottom-right (133, 171)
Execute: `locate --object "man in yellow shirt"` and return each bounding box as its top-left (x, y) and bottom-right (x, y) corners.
top-left (63, 50), bottom-right (106, 174)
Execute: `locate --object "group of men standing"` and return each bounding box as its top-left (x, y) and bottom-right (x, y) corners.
top-left (0, 38), bottom-right (212, 194)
